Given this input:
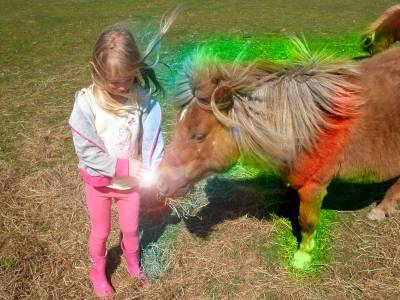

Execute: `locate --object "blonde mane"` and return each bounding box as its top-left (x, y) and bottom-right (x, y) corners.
top-left (176, 39), bottom-right (363, 171)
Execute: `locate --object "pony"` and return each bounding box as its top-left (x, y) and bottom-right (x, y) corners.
top-left (361, 4), bottom-right (400, 55)
top-left (157, 40), bottom-right (400, 268)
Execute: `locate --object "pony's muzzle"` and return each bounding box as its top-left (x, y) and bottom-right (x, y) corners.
top-left (156, 168), bottom-right (189, 198)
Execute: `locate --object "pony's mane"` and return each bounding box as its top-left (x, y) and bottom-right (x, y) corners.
top-left (176, 39), bottom-right (363, 171)
top-left (364, 4), bottom-right (400, 34)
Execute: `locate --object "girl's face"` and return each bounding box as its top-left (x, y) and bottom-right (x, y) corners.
top-left (104, 57), bottom-right (137, 98)
top-left (106, 76), bottom-right (134, 97)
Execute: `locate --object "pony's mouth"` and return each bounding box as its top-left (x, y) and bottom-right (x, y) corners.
top-left (173, 185), bottom-right (192, 198)
top-left (157, 168), bottom-right (215, 199)
top-left (175, 174), bottom-right (216, 198)
top-left (157, 174), bottom-right (191, 199)
top-left (166, 181), bottom-right (194, 199)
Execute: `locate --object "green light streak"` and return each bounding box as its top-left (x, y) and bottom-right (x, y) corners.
top-left (272, 209), bottom-right (337, 276)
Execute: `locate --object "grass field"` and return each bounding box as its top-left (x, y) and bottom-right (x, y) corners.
top-left (1, 0), bottom-right (400, 299)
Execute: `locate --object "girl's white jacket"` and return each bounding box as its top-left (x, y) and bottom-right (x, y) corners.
top-left (68, 88), bottom-right (164, 187)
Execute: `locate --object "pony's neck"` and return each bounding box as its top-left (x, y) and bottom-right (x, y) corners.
top-left (287, 115), bottom-right (357, 188)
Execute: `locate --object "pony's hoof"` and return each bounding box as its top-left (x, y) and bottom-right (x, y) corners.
top-left (367, 207), bottom-right (387, 221)
top-left (292, 250), bottom-right (312, 269)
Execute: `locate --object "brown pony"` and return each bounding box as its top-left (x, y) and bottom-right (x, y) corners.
top-left (157, 40), bottom-right (400, 268)
top-left (361, 4), bottom-right (400, 55)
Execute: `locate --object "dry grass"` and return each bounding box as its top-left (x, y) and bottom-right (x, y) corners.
top-left (0, 127), bottom-right (89, 299)
top-left (0, 126), bottom-right (177, 299)
top-left (137, 210), bottom-right (400, 299)
top-left (2, 77), bottom-right (400, 299)
top-left (3, 134), bottom-right (400, 299)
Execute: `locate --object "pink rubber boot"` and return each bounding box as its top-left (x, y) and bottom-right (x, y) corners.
top-left (121, 242), bottom-right (150, 288)
top-left (89, 255), bottom-right (115, 298)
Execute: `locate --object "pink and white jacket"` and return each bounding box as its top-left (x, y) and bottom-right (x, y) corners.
top-left (68, 87), bottom-right (164, 188)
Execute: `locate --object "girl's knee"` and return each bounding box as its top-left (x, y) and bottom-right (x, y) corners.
top-left (90, 228), bottom-right (111, 241)
top-left (120, 227), bottom-right (139, 239)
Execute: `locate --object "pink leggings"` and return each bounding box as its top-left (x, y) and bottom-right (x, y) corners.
top-left (84, 184), bottom-right (140, 257)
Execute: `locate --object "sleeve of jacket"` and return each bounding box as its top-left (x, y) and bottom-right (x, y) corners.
top-left (141, 98), bottom-right (164, 170)
top-left (68, 91), bottom-right (129, 183)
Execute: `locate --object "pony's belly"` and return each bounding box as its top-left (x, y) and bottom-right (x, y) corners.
top-left (336, 115), bottom-right (400, 183)
top-left (336, 168), bottom-right (382, 183)
top-left (336, 157), bottom-right (400, 183)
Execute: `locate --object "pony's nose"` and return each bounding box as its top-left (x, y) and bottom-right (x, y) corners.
top-left (156, 173), bottom-right (187, 198)
top-left (156, 177), bottom-right (169, 196)
top-left (156, 182), bottom-right (168, 195)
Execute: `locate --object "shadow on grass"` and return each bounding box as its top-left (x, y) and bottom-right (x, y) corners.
top-left (184, 173), bottom-right (397, 240)
top-left (139, 186), bottom-right (180, 249)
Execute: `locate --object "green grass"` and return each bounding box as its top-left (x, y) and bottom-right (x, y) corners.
top-left (141, 222), bottom-right (183, 279)
top-left (0, 256), bottom-right (17, 272)
top-left (272, 210), bottom-right (338, 276)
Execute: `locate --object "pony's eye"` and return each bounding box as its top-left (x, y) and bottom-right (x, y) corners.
top-left (191, 132), bottom-right (206, 142)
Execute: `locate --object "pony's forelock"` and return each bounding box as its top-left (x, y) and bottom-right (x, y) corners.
top-left (176, 47), bottom-right (221, 107)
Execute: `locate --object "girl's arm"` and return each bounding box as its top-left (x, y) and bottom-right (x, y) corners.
top-left (69, 91), bottom-right (130, 186)
top-left (142, 98), bottom-right (164, 170)
top-left (71, 128), bottom-right (129, 177)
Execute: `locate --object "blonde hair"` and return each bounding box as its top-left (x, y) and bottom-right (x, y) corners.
top-left (89, 7), bottom-right (180, 116)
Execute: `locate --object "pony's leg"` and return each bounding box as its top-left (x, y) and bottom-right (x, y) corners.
top-left (368, 178), bottom-right (400, 221)
top-left (293, 182), bottom-right (327, 269)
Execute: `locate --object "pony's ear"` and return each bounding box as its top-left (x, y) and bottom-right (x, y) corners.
top-left (213, 85), bottom-right (233, 106)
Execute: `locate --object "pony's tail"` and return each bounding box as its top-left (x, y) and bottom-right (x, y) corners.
top-left (361, 4), bottom-right (400, 55)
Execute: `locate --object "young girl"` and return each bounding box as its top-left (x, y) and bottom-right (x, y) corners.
top-left (69, 12), bottom-right (177, 297)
